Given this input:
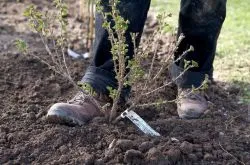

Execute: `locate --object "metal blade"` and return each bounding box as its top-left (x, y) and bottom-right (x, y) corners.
top-left (121, 110), bottom-right (160, 137)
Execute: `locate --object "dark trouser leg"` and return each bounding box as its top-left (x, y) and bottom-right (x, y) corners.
top-left (170, 0), bottom-right (227, 88)
top-left (82, 0), bottom-right (151, 97)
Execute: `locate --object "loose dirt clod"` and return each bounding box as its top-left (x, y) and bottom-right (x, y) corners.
top-left (180, 141), bottom-right (194, 154)
top-left (188, 153), bottom-right (198, 161)
top-left (138, 141), bottom-right (154, 153)
top-left (204, 153), bottom-right (214, 161)
top-left (116, 139), bottom-right (134, 151)
top-left (166, 148), bottom-right (181, 162)
top-left (146, 147), bottom-right (164, 160)
top-left (203, 142), bottom-right (213, 152)
top-left (124, 149), bottom-right (143, 164)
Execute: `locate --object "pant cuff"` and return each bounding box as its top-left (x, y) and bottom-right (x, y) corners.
top-left (81, 66), bottom-right (130, 101)
top-left (81, 66), bottom-right (118, 94)
top-left (170, 63), bottom-right (213, 88)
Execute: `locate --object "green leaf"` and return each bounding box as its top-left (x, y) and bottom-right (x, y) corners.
top-left (15, 39), bottom-right (28, 53)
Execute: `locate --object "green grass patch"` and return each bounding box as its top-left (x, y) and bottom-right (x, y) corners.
top-left (151, 0), bottom-right (250, 103)
top-left (215, 0), bottom-right (250, 103)
top-left (151, 0), bottom-right (179, 31)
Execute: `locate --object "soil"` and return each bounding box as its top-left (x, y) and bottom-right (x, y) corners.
top-left (0, 0), bottom-right (250, 165)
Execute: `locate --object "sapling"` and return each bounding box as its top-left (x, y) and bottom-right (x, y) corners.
top-left (16, 0), bottom-right (103, 112)
top-left (97, 0), bottom-right (208, 122)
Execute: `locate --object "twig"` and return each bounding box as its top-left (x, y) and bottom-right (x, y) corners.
top-left (60, 39), bottom-right (71, 78)
top-left (89, 0), bottom-right (95, 52)
top-left (225, 115), bottom-right (241, 130)
top-left (126, 81), bottom-right (205, 112)
top-left (153, 34), bottom-right (186, 80)
top-left (0, 80), bottom-right (18, 85)
top-left (39, 34), bottom-right (54, 60)
top-left (52, 39), bottom-right (64, 72)
top-left (219, 142), bottom-right (246, 165)
top-left (143, 66), bottom-right (192, 96)
top-left (135, 99), bottom-right (177, 108)
top-left (143, 37), bottom-right (160, 90)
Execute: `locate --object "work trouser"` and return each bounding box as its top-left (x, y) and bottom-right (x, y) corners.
top-left (82, 0), bottom-right (227, 98)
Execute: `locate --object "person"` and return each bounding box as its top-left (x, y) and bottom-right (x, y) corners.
top-left (46, 0), bottom-right (227, 125)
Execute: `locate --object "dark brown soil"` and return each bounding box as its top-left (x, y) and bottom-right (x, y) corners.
top-left (0, 0), bottom-right (250, 164)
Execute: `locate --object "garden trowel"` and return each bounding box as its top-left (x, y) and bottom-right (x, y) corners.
top-left (121, 110), bottom-right (161, 137)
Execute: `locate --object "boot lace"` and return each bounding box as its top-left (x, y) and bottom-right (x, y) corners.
top-left (179, 88), bottom-right (206, 101)
top-left (68, 92), bottom-right (88, 105)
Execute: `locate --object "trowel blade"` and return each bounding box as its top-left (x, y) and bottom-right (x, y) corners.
top-left (121, 110), bottom-right (160, 137)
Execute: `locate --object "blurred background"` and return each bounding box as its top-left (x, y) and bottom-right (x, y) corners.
top-left (152, 0), bottom-right (250, 103)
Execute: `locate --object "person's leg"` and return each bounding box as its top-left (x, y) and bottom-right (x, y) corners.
top-left (82, 0), bottom-right (151, 98)
top-left (171, 0), bottom-right (227, 118)
top-left (47, 0), bottom-right (151, 125)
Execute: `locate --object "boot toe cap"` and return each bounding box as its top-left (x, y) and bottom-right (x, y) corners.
top-left (177, 102), bottom-right (208, 119)
top-left (48, 103), bottom-right (68, 116)
top-left (47, 103), bottom-right (85, 126)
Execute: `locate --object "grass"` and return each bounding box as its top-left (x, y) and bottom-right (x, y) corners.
top-left (151, 0), bottom-right (250, 103)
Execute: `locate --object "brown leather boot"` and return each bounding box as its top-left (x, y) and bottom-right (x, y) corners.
top-left (46, 92), bottom-right (111, 126)
top-left (177, 88), bottom-right (208, 119)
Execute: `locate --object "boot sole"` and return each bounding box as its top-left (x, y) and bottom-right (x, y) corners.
top-left (46, 114), bottom-right (84, 126)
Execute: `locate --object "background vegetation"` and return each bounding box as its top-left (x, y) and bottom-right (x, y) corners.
top-left (152, 0), bottom-right (250, 103)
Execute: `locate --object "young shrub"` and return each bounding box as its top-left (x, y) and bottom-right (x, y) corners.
top-left (97, 0), bottom-right (208, 122)
top-left (16, 0), bottom-right (103, 112)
